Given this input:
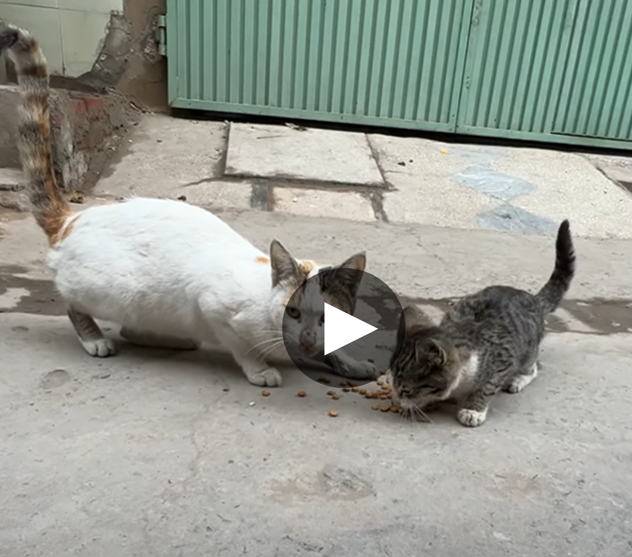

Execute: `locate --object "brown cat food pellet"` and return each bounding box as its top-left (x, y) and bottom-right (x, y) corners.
top-left (359, 388), bottom-right (367, 395)
top-left (343, 387), bottom-right (351, 392)
top-left (318, 376), bottom-right (331, 384)
top-left (379, 394), bottom-right (389, 400)
top-left (389, 406), bottom-right (399, 413)
top-left (329, 410), bottom-right (338, 418)
top-left (380, 406), bottom-right (390, 412)
top-left (368, 358), bottom-right (375, 363)
top-left (261, 390), bottom-right (270, 397)
top-left (348, 381), bottom-right (357, 387)
top-left (371, 405), bottom-right (380, 411)
top-left (327, 391), bottom-right (335, 396)
top-left (377, 380), bottom-right (384, 386)
top-left (332, 393), bottom-right (340, 400)
top-left (352, 387), bottom-right (359, 392)
top-left (365, 393), bottom-right (373, 399)
top-left (297, 391), bottom-right (306, 397)
top-left (397, 407), bottom-right (404, 414)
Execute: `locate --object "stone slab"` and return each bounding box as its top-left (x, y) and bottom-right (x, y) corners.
top-left (180, 180), bottom-right (253, 211)
top-left (226, 123), bottom-right (384, 186)
top-left (371, 134), bottom-right (632, 239)
top-left (95, 115), bottom-right (228, 198)
top-left (273, 187), bottom-right (375, 222)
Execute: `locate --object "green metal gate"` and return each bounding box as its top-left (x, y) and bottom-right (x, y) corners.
top-left (163, 0), bottom-right (632, 150)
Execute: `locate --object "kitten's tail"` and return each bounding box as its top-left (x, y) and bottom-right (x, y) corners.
top-left (536, 220), bottom-right (576, 314)
top-left (0, 25), bottom-right (70, 244)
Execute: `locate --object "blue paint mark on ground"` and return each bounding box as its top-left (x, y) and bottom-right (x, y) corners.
top-left (477, 204), bottom-right (558, 234)
top-left (453, 166), bottom-right (536, 201)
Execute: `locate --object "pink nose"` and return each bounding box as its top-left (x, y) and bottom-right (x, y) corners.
top-left (301, 339), bottom-right (316, 350)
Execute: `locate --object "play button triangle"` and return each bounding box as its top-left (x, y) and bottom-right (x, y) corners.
top-left (324, 302), bottom-right (378, 356)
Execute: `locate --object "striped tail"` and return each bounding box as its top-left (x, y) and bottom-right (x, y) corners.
top-left (0, 25), bottom-right (70, 243)
top-left (536, 220), bottom-right (576, 314)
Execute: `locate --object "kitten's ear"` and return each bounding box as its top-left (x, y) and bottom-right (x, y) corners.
top-left (403, 305), bottom-right (434, 332)
top-left (269, 240), bottom-right (300, 287)
top-left (430, 339), bottom-right (447, 367)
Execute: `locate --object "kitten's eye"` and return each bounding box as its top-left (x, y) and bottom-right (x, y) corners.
top-left (287, 307), bottom-right (301, 319)
top-left (428, 387), bottom-right (442, 395)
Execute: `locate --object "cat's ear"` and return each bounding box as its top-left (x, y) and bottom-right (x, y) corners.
top-left (269, 240), bottom-right (300, 287)
top-left (430, 339), bottom-right (447, 367)
top-left (332, 252), bottom-right (366, 298)
top-left (403, 305), bottom-right (434, 332)
top-left (340, 252), bottom-right (366, 272)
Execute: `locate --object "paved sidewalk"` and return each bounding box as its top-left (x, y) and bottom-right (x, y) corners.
top-left (1, 114), bottom-right (631, 557)
top-left (93, 115), bottom-right (632, 238)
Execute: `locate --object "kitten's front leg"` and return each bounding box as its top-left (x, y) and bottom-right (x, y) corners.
top-left (458, 360), bottom-right (515, 427)
top-left (457, 391), bottom-right (492, 427)
top-left (326, 350), bottom-right (379, 380)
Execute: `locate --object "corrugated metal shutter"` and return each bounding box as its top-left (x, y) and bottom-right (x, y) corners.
top-left (165, 0), bottom-right (632, 149)
top-left (166, 0), bottom-right (473, 132)
top-left (553, 0), bottom-right (632, 141)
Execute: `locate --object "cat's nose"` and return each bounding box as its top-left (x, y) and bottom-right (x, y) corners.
top-left (301, 338), bottom-right (316, 350)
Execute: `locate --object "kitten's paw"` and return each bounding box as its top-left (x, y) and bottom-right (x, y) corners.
top-left (457, 408), bottom-right (488, 427)
top-left (247, 367), bottom-right (283, 387)
top-left (81, 338), bottom-right (117, 358)
top-left (506, 363), bottom-right (539, 393)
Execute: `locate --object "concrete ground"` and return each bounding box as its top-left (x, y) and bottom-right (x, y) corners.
top-left (1, 115), bottom-right (631, 557)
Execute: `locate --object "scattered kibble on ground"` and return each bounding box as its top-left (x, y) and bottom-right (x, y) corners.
top-left (297, 391), bottom-right (306, 397)
top-left (329, 410), bottom-right (338, 418)
top-left (261, 390), bottom-right (270, 397)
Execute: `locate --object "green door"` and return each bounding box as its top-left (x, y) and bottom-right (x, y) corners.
top-left (456, 0), bottom-right (577, 140)
top-left (164, 0), bottom-right (632, 150)
top-left (165, 0), bottom-right (474, 132)
top-left (552, 0), bottom-right (632, 142)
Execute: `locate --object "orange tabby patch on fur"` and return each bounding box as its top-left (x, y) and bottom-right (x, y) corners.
top-left (255, 256), bottom-right (270, 264)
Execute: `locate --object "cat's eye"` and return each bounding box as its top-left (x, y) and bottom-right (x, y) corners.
top-left (428, 387), bottom-right (443, 394)
top-left (286, 307), bottom-right (301, 319)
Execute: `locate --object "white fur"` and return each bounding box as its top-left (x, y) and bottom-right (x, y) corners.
top-left (49, 198), bottom-right (322, 387)
top-left (449, 351), bottom-right (480, 400)
top-left (507, 362), bottom-right (539, 393)
top-left (457, 407), bottom-right (487, 427)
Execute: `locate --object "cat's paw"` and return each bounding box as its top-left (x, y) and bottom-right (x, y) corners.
top-left (247, 367), bottom-right (283, 387)
top-left (358, 359), bottom-right (379, 380)
top-left (506, 364), bottom-right (539, 393)
top-left (457, 407), bottom-right (488, 427)
top-left (81, 338), bottom-right (117, 358)
top-left (506, 375), bottom-right (531, 394)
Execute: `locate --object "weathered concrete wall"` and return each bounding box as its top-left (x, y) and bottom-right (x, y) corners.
top-left (0, 0), bottom-right (167, 110)
top-left (0, 84), bottom-right (136, 194)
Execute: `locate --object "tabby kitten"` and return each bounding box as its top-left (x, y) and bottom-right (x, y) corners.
top-left (389, 220), bottom-right (575, 427)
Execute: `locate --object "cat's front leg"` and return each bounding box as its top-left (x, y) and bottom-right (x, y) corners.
top-left (457, 395), bottom-right (490, 427)
top-left (214, 324), bottom-right (283, 387)
top-left (457, 378), bottom-right (506, 427)
top-left (326, 350), bottom-right (379, 380)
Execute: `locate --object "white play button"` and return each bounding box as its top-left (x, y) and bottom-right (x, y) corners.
top-left (324, 303), bottom-right (378, 356)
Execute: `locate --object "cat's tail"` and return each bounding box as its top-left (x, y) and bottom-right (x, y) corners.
top-left (0, 25), bottom-right (70, 244)
top-left (536, 220), bottom-right (575, 314)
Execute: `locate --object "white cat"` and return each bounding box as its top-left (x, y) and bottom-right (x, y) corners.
top-left (1, 25), bottom-right (376, 387)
